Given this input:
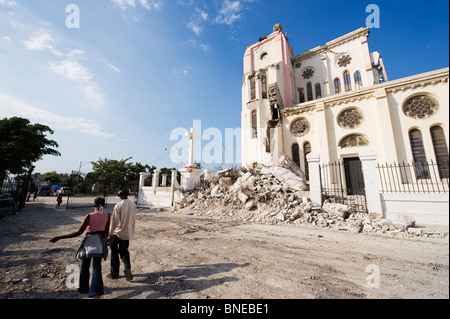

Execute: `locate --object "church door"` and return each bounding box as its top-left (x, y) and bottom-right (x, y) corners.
top-left (343, 157), bottom-right (365, 195)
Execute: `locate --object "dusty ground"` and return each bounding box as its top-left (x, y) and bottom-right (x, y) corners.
top-left (0, 197), bottom-right (448, 299)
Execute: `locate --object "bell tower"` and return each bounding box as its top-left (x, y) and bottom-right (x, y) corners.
top-left (241, 24), bottom-right (295, 168)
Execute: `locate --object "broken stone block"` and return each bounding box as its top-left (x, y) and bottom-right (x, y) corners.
top-left (245, 200), bottom-right (256, 210)
top-left (335, 203), bottom-right (348, 212)
top-left (318, 219), bottom-right (328, 227)
top-left (259, 166), bottom-right (272, 175)
top-left (395, 214), bottom-right (416, 228)
top-left (347, 219), bottom-right (363, 233)
top-left (304, 202), bottom-right (312, 212)
top-left (408, 228), bottom-right (423, 236)
top-left (219, 176), bottom-right (234, 187)
top-left (210, 185), bottom-right (220, 196)
top-left (275, 211), bottom-right (285, 221)
top-left (289, 210), bottom-right (301, 221)
top-left (270, 184), bottom-right (283, 192)
top-left (238, 192), bottom-right (249, 204)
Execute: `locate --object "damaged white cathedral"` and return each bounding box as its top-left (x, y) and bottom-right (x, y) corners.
top-left (241, 25), bottom-right (449, 224)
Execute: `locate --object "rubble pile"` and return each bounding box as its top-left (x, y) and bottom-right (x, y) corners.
top-left (171, 163), bottom-right (447, 239)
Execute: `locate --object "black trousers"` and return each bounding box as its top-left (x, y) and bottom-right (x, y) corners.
top-left (110, 235), bottom-right (131, 278)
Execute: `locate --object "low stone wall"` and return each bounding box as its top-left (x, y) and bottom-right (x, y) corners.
top-left (138, 187), bottom-right (182, 207)
top-left (381, 193), bottom-right (449, 226)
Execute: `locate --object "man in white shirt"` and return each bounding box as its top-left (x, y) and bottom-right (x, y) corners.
top-left (108, 189), bottom-right (136, 281)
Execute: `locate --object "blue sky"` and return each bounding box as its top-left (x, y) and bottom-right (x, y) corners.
top-left (0, 0), bottom-right (448, 175)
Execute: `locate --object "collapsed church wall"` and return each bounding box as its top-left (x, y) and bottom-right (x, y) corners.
top-left (170, 161), bottom-right (446, 239)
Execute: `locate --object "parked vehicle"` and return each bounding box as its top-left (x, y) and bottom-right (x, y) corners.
top-left (0, 191), bottom-right (15, 207)
top-left (38, 185), bottom-right (51, 196)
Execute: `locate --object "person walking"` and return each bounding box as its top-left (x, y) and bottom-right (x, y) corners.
top-left (49, 197), bottom-right (110, 298)
top-left (108, 189), bottom-right (136, 281)
top-left (56, 192), bottom-right (63, 209)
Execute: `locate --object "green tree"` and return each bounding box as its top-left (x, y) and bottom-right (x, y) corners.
top-left (41, 171), bottom-right (61, 184)
top-left (90, 158), bottom-right (136, 194)
top-left (0, 117), bottom-right (60, 181)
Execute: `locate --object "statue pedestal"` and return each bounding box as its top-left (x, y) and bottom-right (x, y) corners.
top-left (179, 167), bottom-right (202, 190)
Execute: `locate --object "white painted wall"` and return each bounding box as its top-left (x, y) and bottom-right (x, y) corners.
top-left (381, 193), bottom-right (449, 225)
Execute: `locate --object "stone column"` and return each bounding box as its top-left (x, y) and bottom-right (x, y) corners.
top-left (374, 88), bottom-right (397, 163)
top-left (360, 149), bottom-right (383, 217)
top-left (171, 170), bottom-right (178, 187)
top-left (307, 153), bottom-right (322, 206)
top-left (161, 174), bottom-right (168, 187)
top-left (139, 172), bottom-right (146, 188)
top-left (204, 169), bottom-right (212, 182)
top-left (170, 170), bottom-right (178, 207)
top-left (138, 172), bottom-right (147, 206)
top-left (314, 102), bottom-right (331, 163)
top-left (152, 170), bottom-right (160, 188)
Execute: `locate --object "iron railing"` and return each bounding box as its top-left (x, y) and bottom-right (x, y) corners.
top-left (320, 160), bottom-right (368, 213)
top-left (377, 160), bottom-right (449, 194)
top-left (0, 179), bottom-right (20, 217)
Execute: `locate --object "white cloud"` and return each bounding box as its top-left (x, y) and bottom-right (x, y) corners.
top-left (48, 60), bottom-right (106, 108)
top-left (139, 0), bottom-right (150, 9)
top-left (0, 93), bottom-right (114, 138)
top-left (106, 63), bottom-right (121, 74)
top-left (188, 39), bottom-right (210, 52)
top-left (186, 7), bottom-right (210, 36)
top-left (173, 65), bottom-right (192, 78)
top-left (49, 60), bottom-right (93, 82)
top-left (112, 0), bottom-right (136, 10)
top-left (0, 0), bottom-right (17, 8)
top-left (197, 8), bottom-right (208, 21)
top-left (22, 27), bottom-right (106, 109)
top-left (22, 29), bottom-right (63, 56)
top-left (215, 0), bottom-right (242, 26)
top-left (187, 22), bottom-right (202, 36)
top-left (112, 0), bottom-right (162, 10)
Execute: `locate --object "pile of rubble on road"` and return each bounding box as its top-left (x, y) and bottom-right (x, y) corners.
top-left (170, 157), bottom-right (447, 239)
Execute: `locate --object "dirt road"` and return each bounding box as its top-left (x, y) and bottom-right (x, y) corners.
top-left (0, 197), bottom-right (448, 299)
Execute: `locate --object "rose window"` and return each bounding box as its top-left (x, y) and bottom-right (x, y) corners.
top-left (290, 118), bottom-right (310, 137)
top-left (403, 95), bottom-right (439, 119)
top-left (338, 108), bottom-right (364, 129)
top-left (337, 55), bottom-right (352, 67)
top-left (302, 68), bottom-right (314, 80)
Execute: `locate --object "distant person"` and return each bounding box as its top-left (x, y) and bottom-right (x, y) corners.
top-left (49, 197), bottom-right (110, 298)
top-left (56, 193), bottom-right (63, 209)
top-left (26, 191), bottom-right (31, 202)
top-left (108, 189), bottom-right (136, 281)
top-left (33, 190), bottom-right (38, 201)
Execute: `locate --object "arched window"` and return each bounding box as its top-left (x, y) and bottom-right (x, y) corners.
top-left (343, 70), bottom-right (352, 92)
top-left (315, 83), bottom-right (322, 99)
top-left (354, 71), bottom-right (362, 89)
top-left (292, 143), bottom-right (300, 167)
top-left (430, 125), bottom-right (449, 179)
top-left (409, 129), bottom-right (430, 179)
top-left (303, 142), bottom-right (311, 180)
top-left (298, 87), bottom-right (305, 103)
top-left (250, 76), bottom-right (256, 100)
top-left (306, 82), bottom-right (313, 101)
top-left (251, 110), bottom-right (257, 139)
top-left (334, 78), bottom-right (341, 94)
top-left (261, 72), bottom-right (267, 99)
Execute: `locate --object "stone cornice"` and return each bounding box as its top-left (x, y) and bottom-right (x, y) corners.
top-left (383, 68), bottom-right (449, 93)
top-left (292, 27), bottom-right (370, 64)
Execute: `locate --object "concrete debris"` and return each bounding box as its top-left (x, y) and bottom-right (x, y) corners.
top-left (171, 165), bottom-right (446, 239)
